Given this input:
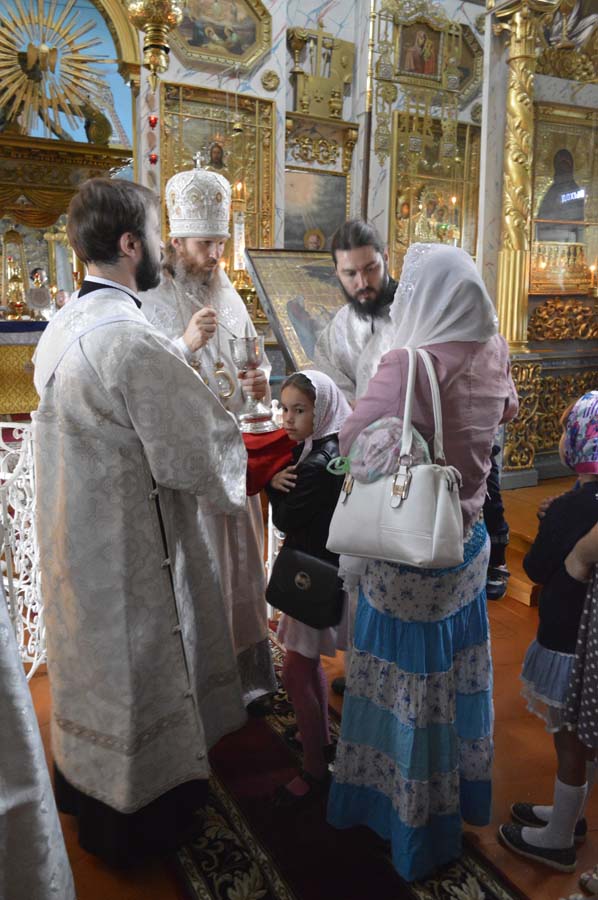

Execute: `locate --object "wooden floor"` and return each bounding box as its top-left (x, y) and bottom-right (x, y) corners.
top-left (29, 476), bottom-right (597, 900)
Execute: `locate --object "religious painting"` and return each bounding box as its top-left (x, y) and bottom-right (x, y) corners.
top-left (398, 22), bottom-right (442, 81)
top-left (170, 0), bottom-right (272, 71)
top-left (388, 115), bottom-right (481, 279)
top-left (245, 249), bottom-right (346, 370)
top-left (458, 25), bottom-right (483, 109)
top-left (284, 170), bottom-right (348, 252)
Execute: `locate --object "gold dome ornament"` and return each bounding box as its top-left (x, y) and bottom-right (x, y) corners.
top-left (0, 0), bottom-right (111, 136)
top-left (261, 70), bottom-right (280, 92)
top-left (126, 0), bottom-right (183, 93)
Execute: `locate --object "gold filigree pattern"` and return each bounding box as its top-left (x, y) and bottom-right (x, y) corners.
top-left (0, 345), bottom-right (39, 414)
top-left (536, 46), bottom-right (596, 82)
top-left (503, 361), bottom-right (542, 471)
top-left (289, 135), bottom-right (340, 166)
top-left (374, 81), bottom-right (398, 165)
top-left (287, 23), bottom-right (355, 120)
top-left (528, 298), bottom-right (598, 341)
top-left (536, 371), bottom-right (598, 452)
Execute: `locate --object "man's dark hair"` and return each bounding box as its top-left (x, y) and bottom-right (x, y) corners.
top-left (330, 219), bottom-right (385, 266)
top-left (66, 178), bottom-right (159, 265)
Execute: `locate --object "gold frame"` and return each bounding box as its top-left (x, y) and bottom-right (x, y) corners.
top-left (169, 0), bottom-right (272, 72)
top-left (387, 113), bottom-right (481, 278)
top-left (245, 248), bottom-right (346, 370)
top-left (160, 81), bottom-right (275, 257)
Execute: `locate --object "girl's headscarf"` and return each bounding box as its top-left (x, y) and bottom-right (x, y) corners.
top-left (563, 392), bottom-right (598, 474)
top-left (295, 369), bottom-right (352, 464)
top-left (390, 243), bottom-right (498, 349)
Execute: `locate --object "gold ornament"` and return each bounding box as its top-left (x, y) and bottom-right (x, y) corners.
top-left (503, 361), bottom-right (542, 471)
top-left (261, 70), bottom-right (280, 92)
top-left (126, 0), bottom-right (183, 93)
top-left (0, 0), bottom-right (111, 136)
top-left (527, 298), bottom-right (598, 341)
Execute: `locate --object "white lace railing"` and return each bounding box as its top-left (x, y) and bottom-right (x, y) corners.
top-left (0, 423), bottom-right (45, 678)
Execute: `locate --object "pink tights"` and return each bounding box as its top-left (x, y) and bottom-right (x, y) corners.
top-left (282, 650), bottom-right (330, 781)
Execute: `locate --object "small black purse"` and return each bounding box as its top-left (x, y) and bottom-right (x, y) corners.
top-left (266, 546), bottom-right (344, 629)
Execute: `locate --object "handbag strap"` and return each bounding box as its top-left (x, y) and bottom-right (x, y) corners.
top-left (398, 347), bottom-right (446, 463)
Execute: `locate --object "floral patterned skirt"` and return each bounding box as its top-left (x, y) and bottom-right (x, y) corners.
top-left (327, 520), bottom-right (493, 882)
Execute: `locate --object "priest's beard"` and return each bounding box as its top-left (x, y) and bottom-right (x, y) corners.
top-left (174, 257), bottom-right (216, 304)
top-left (135, 235), bottom-right (161, 292)
top-left (341, 261), bottom-right (394, 320)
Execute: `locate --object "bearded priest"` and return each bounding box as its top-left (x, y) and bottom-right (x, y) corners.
top-left (140, 163), bottom-right (277, 711)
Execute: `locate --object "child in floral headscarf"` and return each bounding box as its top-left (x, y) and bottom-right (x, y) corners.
top-left (499, 392), bottom-right (598, 873)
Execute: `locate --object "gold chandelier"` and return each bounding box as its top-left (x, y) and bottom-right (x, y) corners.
top-left (126, 0), bottom-right (183, 92)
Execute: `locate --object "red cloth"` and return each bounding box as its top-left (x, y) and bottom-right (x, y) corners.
top-left (243, 429), bottom-right (296, 495)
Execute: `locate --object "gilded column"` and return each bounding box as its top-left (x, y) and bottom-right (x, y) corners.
top-left (491, 0), bottom-right (557, 350)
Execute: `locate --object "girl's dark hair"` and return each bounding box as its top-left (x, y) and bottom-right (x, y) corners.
top-left (281, 372), bottom-right (316, 403)
top-left (330, 219), bottom-right (385, 266)
top-left (66, 177), bottom-right (159, 265)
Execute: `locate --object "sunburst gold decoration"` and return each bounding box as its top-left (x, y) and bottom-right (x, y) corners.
top-left (0, 0), bottom-right (112, 136)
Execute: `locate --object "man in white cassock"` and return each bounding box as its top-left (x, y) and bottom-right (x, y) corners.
top-left (0, 583), bottom-right (75, 899)
top-left (141, 164), bottom-right (276, 708)
top-left (32, 177), bottom-right (248, 864)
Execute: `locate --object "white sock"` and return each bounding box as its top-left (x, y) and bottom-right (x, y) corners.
top-left (523, 779), bottom-right (587, 849)
top-left (532, 760), bottom-right (597, 824)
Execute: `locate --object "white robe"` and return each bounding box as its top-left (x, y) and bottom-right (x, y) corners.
top-left (33, 287), bottom-right (248, 813)
top-left (0, 586), bottom-right (75, 900)
top-left (313, 303), bottom-right (395, 401)
top-left (141, 270), bottom-right (276, 705)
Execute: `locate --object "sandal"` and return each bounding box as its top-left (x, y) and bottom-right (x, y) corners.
top-left (273, 769), bottom-right (331, 808)
top-left (580, 866), bottom-right (598, 895)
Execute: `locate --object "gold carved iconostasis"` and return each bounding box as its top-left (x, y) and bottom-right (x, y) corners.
top-left (0, 0), bottom-right (137, 318)
top-left (370, 0), bottom-right (483, 280)
top-left (488, 0), bottom-right (598, 483)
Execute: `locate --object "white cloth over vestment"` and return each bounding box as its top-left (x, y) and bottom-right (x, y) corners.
top-left (313, 303), bottom-right (396, 402)
top-left (141, 270), bottom-right (276, 704)
top-left (0, 586), bottom-right (75, 900)
top-left (32, 287), bottom-right (248, 813)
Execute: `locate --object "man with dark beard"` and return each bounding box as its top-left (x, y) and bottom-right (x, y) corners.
top-left (141, 164), bottom-right (277, 712)
top-left (313, 220), bottom-right (398, 401)
top-left (32, 178), bottom-right (248, 863)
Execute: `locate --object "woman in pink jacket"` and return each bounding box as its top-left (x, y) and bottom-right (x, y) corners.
top-left (327, 243), bottom-right (519, 882)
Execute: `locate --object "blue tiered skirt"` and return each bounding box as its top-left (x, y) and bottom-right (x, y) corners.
top-left (327, 521), bottom-right (493, 882)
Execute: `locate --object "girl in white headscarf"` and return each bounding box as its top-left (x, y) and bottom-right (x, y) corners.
top-left (266, 370), bottom-right (352, 806)
top-left (328, 243), bottom-right (519, 882)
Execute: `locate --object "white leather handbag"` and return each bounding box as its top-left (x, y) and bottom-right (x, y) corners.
top-left (326, 348), bottom-right (464, 569)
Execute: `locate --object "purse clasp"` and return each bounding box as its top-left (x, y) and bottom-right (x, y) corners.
top-left (391, 464), bottom-right (412, 507)
top-left (341, 473), bottom-right (354, 503)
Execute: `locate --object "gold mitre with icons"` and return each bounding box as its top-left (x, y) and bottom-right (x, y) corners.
top-left (165, 160), bottom-right (231, 240)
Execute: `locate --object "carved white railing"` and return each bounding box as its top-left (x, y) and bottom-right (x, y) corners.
top-left (0, 423), bottom-right (45, 678)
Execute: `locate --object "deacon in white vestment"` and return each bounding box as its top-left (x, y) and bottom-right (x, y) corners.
top-left (0, 583), bottom-right (75, 900)
top-left (33, 178), bottom-right (247, 863)
top-left (313, 222), bottom-right (398, 403)
top-left (141, 164), bottom-right (276, 707)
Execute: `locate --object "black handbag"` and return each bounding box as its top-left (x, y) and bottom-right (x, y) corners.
top-left (266, 545), bottom-right (344, 629)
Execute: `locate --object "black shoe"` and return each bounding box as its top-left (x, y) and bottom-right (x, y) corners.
top-left (486, 565), bottom-right (510, 601)
top-left (246, 695), bottom-right (272, 717)
top-left (332, 677), bottom-right (346, 696)
top-left (510, 802), bottom-right (587, 844)
top-left (273, 770), bottom-right (331, 808)
top-left (498, 823), bottom-right (576, 872)
top-left (282, 726), bottom-right (336, 763)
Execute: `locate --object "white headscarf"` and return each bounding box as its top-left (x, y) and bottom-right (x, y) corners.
top-left (390, 243), bottom-right (498, 349)
top-left (295, 369), bottom-right (352, 464)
